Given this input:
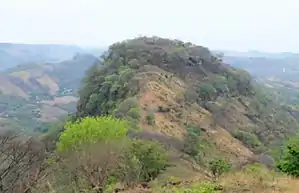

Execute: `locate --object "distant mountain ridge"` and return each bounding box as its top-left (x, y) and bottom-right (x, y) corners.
top-left (0, 43), bottom-right (85, 70)
top-left (215, 50), bottom-right (299, 59)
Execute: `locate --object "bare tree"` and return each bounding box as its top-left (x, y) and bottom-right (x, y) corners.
top-left (0, 130), bottom-right (46, 193)
top-left (58, 141), bottom-right (128, 193)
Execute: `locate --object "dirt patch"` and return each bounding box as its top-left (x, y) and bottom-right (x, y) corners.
top-left (36, 75), bottom-right (59, 94)
top-left (38, 104), bottom-right (68, 122)
top-left (41, 96), bottom-right (78, 106)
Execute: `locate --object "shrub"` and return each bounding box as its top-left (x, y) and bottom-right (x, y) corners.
top-left (56, 116), bottom-right (128, 152)
top-left (209, 158), bottom-right (232, 179)
top-left (276, 136), bottom-right (299, 177)
top-left (158, 106), bottom-right (171, 113)
top-left (113, 97), bottom-right (140, 120)
top-left (197, 83), bottom-right (217, 101)
top-left (210, 75), bottom-right (229, 95)
top-left (232, 130), bottom-right (262, 150)
top-left (183, 125), bottom-right (202, 159)
top-left (130, 140), bottom-right (169, 182)
top-left (146, 111), bottom-right (155, 125)
top-left (117, 151), bottom-right (143, 187)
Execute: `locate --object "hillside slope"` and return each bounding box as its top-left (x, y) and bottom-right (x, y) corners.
top-left (76, 37), bottom-right (299, 174)
top-left (0, 53), bottom-right (99, 99)
top-left (0, 54), bottom-right (100, 132)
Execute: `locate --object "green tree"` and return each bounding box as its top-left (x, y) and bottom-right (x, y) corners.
top-left (198, 83), bottom-right (217, 101)
top-left (57, 116), bottom-right (128, 152)
top-left (277, 136), bottom-right (299, 177)
top-left (209, 158), bottom-right (231, 179)
top-left (210, 75), bottom-right (229, 95)
top-left (183, 126), bottom-right (202, 159)
top-left (130, 140), bottom-right (168, 182)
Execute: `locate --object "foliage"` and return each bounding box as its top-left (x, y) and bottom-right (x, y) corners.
top-left (232, 130), bottom-right (262, 150)
top-left (209, 158), bottom-right (232, 178)
top-left (210, 75), bottom-right (229, 95)
top-left (113, 97), bottom-right (139, 119)
top-left (117, 149), bottom-right (143, 187)
top-left (183, 125), bottom-right (202, 160)
top-left (145, 111), bottom-right (155, 125)
top-left (130, 140), bottom-right (169, 182)
top-left (77, 58), bottom-right (139, 118)
top-left (276, 135), bottom-right (299, 177)
top-left (57, 116), bottom-right (128, 152)
top-left (113, 97), bottom-right (141, 130)
top-left (197, 83), bottom-right (217, 101)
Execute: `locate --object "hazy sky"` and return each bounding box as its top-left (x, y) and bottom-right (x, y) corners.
top-left (0, 0), bottom-right (298, 52)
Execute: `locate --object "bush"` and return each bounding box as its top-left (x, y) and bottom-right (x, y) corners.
top-left (113, 97), bottom-right (140, 120)
top-left (209, 158), bottom-right (232, 179)
top-left (57, 116), bottom-right (128, 152)
top-left (158, 106), bottom-right (171, 113)
top-left (183, 125), bottom-right (202, 160)
top-left (276, 136), bottom-right (299, 177)
top-left (197, 83), bottom-right (217, 101)
top-left (130, 140), bottom-right (169, 182)
top-left (117, 151), bottom-right (143, 187)
top-left (210, 75), bottom-right (229, 95)
top-left (232, 130), bottom-right (262, 150)
top-left (146, 111), bottom-right (155, 125)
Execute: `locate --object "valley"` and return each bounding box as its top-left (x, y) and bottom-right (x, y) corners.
top-left (0, 48), bottom-right (100, 132)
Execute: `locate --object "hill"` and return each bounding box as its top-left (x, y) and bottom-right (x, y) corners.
top-left (0, 43), bottom-right (84, 70)
top-left (0, 53), bottom-right (100, 132)
top-left (77, 37), bottom-right (299, 154)
top-left (55, 37), bottom-right (299, 191)
top-left (2, 37), bottom-right (299, 193)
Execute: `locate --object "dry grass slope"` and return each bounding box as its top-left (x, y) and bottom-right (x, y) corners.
top-left (137, 65), bottom-right (253, 169)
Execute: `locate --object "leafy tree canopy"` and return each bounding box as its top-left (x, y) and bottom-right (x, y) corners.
top-left (57, 116), bottom-right (128, 152)
top-left (277, 135), bottom-right (299, 177)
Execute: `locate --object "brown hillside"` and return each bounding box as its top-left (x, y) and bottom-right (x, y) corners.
top-left (0, 54), bottom-right (98, 99)
top-left (0, 66), bottom-right (59, 98)
top-left (137, 65), bottom-right (253, 166)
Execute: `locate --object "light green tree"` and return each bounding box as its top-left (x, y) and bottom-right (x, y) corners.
top-left (57, 116), bottom-right (128, 152)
